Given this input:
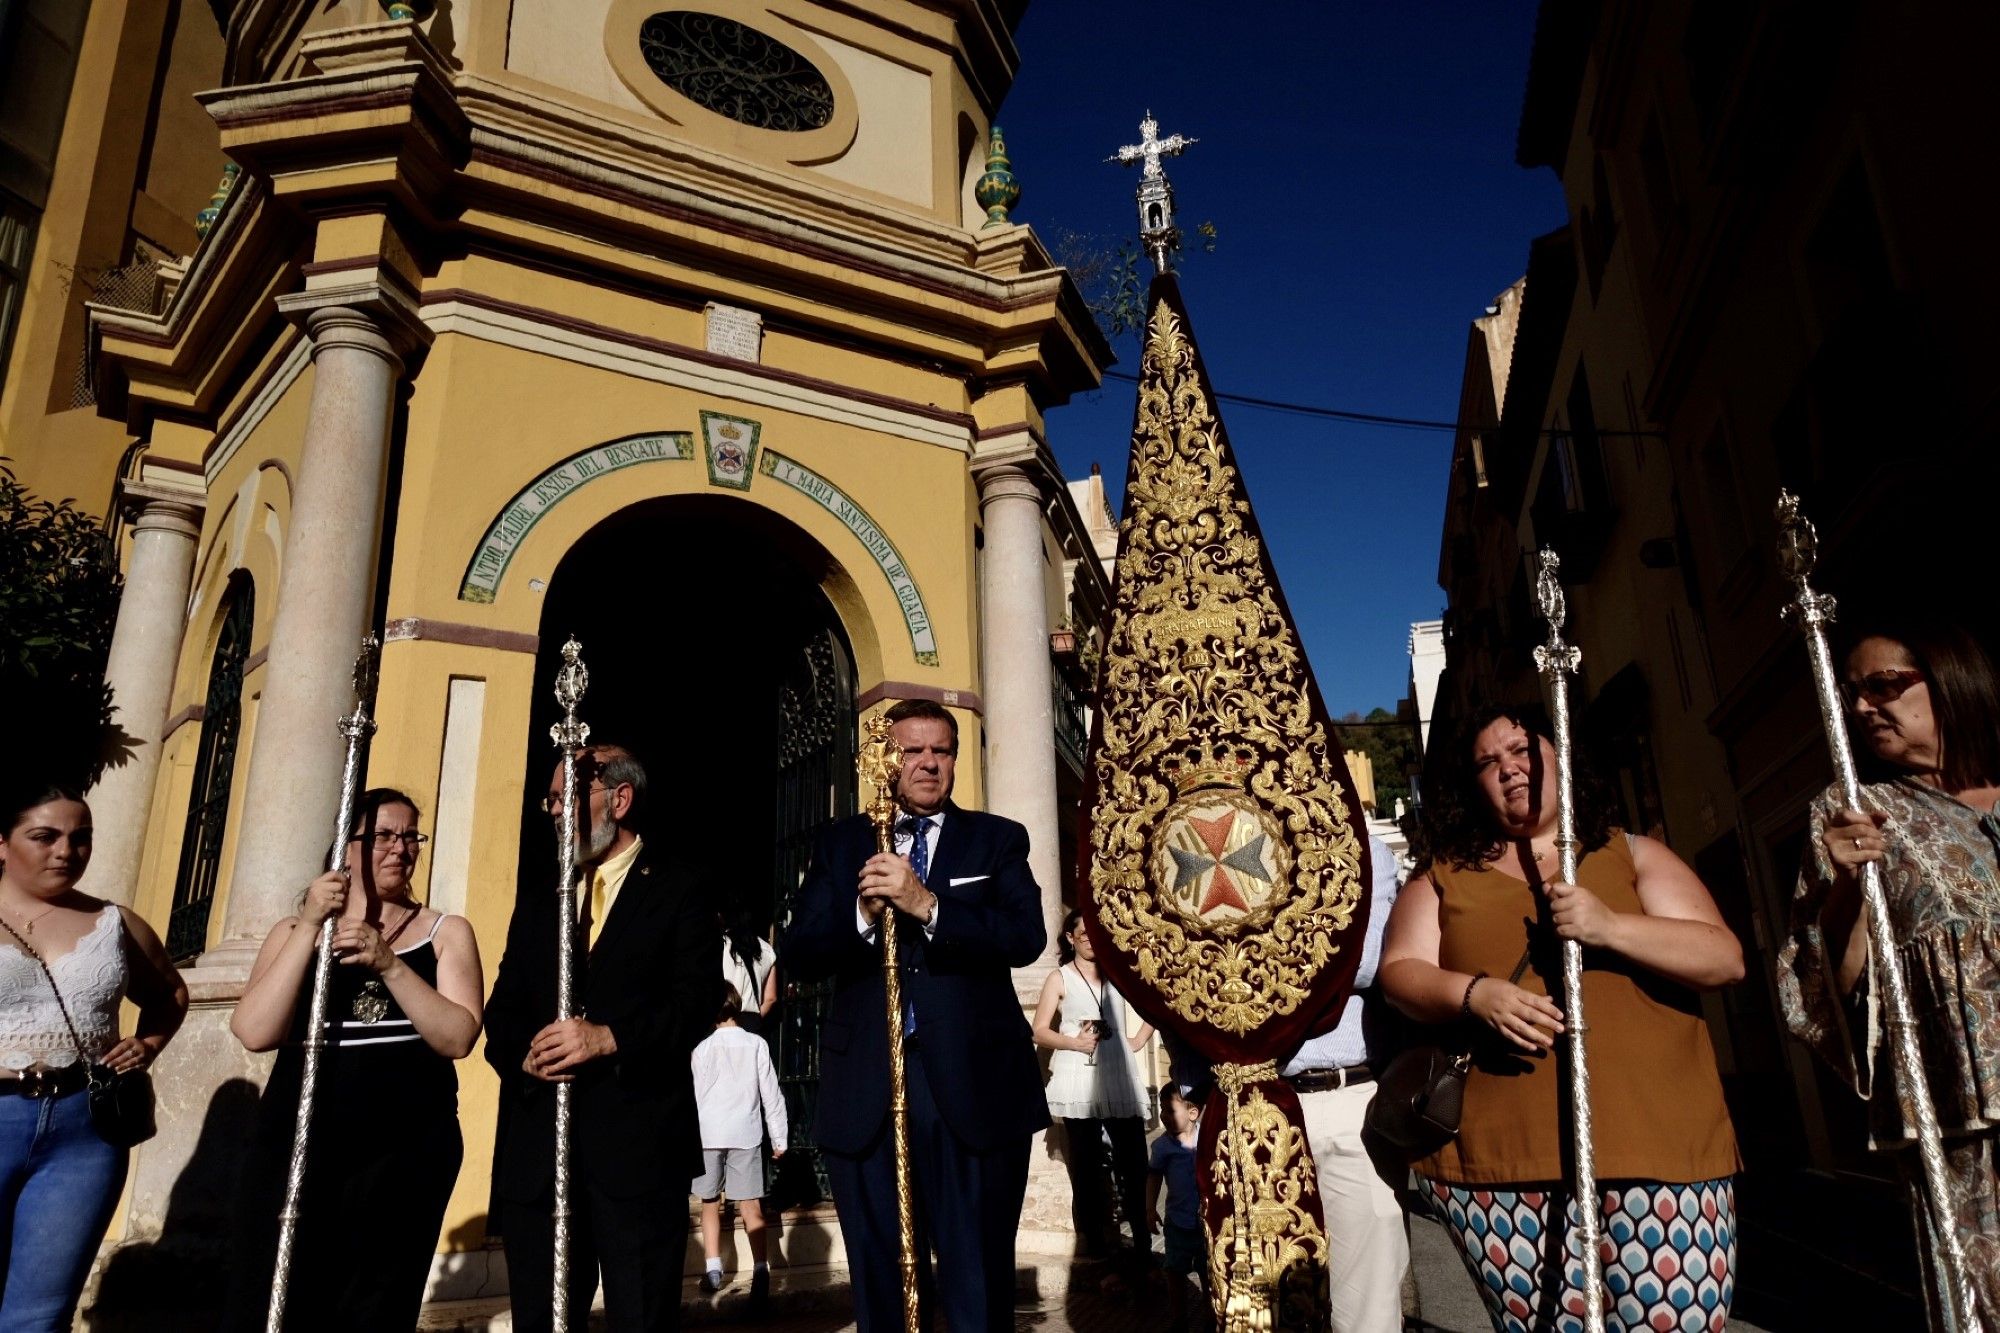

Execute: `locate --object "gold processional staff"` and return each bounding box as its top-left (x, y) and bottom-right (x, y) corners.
top-left (856, 715), bottom-right (921, 1333)
top-left (266, 635), bottom-right (381, 1333)
top-left (547, 637), bottom-right (591, 1330)
top-left (1533, 551), bottom-right (1608, 1333)
top-left (1774, 494), bottom-right (1982, 1333)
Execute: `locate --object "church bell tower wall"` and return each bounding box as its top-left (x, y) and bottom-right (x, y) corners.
top-left (495, 0), bottom-right (1011, 225)
top-left (55, 0), bottom-right (1108, 1308)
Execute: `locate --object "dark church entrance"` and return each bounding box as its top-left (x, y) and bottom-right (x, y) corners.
top-left (522, 495), bottom-right (856, 1201)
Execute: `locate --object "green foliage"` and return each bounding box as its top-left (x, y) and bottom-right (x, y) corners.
top-left (0, 461), bottom-right (123, 786)
top-left (1338, 706), bottom-right (1422, 816)
top-left (1048, 221), bottom-right (1220, 344)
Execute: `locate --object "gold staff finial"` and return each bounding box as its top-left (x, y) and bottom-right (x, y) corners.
top-left (859, 712), bottom-right (903, 835)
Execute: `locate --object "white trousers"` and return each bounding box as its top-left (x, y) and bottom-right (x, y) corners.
top-left (1297, 1080), bottom-right (1411, 1333)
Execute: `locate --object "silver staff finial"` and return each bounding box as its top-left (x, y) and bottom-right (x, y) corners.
top-left (1110, 111), bottom-right (1196, 274)
top-left (550, 636), bottom-right (591, 751)
top-left (338, 635), bottom-right (382, 743)
top-left (1532, 550), bottom-right (1580, 677)
top-left (1774, 491), bottom-right (1835, 631)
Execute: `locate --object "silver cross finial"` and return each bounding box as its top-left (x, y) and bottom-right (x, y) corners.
top-left (1110, 112), bottom-right (1196, 274)
top-left (1113, 111), bottom-right (1196, 180)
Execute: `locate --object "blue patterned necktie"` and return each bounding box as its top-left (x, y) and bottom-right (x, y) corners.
top-left (897, 815), bottom-right (929, 1037)
top-left (900, 815), bottom-right (931, 883)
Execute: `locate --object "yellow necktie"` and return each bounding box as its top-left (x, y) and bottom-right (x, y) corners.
top-left (588, 868), bottom-right (609, 949)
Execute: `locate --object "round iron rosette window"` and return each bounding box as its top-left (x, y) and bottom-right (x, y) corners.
top-left (638, 11), bottom-right (836, 132)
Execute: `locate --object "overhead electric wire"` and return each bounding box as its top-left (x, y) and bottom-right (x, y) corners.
top-left (1097, 369), bottom-right (1662, 439)
top-left (1100, 369), bottom-right (1456, 432)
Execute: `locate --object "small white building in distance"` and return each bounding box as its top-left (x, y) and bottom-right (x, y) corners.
top-left (1409, 619), bottom-right (1447, 750)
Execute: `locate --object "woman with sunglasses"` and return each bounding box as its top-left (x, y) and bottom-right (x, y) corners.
top-left (222, 788), bottom-right (485, 1331)
top-left (1780, 621), bottom-right (2000, 1327)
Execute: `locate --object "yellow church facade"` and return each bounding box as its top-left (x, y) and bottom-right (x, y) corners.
top-left (1, 0), bottom-right (1121, 1305)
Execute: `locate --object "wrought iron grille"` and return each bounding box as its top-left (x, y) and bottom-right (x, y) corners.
top-left (771, 621), bottom-right (855, 1205)
top-left (1054, 659), bottom-right (1088, 776)
top-left (637, 11), bottom-right (835, 132)
top-left (167, 575), bottom-right (253, 961)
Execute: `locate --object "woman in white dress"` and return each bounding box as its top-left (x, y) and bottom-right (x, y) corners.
top-left (1033, 909), bottom-right (1154, 1261)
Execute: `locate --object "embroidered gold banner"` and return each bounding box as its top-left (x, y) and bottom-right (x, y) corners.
top-left (1081, 274), bottom-right (1372, 1330)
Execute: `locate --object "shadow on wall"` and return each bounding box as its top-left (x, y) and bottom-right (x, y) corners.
top-left (84, 1077), bottom-right (261, 1332)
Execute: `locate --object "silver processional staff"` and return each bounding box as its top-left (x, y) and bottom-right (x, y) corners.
top-left (267, 634), bottom-right (380, 1333)
top-left (1533, 549), bottom-right (1608, 1333)
top-left (547, 636), bottom-right (591, 1330)
top-left (1774, 492), bottom-right (1982, 1333)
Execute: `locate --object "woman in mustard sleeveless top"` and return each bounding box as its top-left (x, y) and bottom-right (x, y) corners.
top-left (1381, 705), bottom-right (1745, 1333)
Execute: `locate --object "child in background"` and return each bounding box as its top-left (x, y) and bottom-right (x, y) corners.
top-left (1147, 1083), bottom-right (1205, 1331)
top-left (691, 982), bottom-right (788, 1305)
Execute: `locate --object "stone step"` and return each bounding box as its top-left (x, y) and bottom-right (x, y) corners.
top-left (417, 1259), bottom-right (1099, 1330)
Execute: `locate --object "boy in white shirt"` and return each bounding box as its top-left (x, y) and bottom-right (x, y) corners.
top-left (691, 982), bottom-right (788, 1303)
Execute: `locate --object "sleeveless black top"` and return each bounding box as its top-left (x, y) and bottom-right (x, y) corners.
top-left (262, 917), bottom-right (458, 1119)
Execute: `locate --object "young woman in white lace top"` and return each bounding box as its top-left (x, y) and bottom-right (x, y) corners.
top-left (0, 782), bottom-right (187, 1331)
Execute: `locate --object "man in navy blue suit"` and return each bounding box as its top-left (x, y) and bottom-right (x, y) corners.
top-left (783, 698), bottom-right (1048, 1332)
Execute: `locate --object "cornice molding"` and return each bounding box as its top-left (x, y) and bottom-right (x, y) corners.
top-left (418, 289), bottom-right (975, 450)
top-left (91, 16), bottom-right (1105, 430)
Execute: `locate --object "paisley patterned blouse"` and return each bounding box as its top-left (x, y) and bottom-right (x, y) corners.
top-left (1778, 778), bottom-right (2000, 1147)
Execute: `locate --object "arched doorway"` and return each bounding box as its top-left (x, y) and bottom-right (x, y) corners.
top-left (520, 495), bottom-right (856, 1201)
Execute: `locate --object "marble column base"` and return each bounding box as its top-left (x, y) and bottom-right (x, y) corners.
top-left (79, 965), bottom-right (268, 1328)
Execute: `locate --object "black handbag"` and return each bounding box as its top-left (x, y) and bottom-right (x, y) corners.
top-left (1364, 947), bottom-right (1531, 1158)
top-left (1, 915), bottom-right (158, 1147)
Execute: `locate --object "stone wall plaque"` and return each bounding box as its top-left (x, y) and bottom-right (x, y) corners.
top-left (704, 302), bottom-right (763, 362)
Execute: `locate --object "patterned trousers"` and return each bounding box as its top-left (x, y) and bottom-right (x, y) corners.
top-left (1420, 1175), bottom-right (1736, 1333)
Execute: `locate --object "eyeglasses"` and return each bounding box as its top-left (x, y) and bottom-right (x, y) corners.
top-left (353, 830), bottom-right (429, 851)
top-left (541, 784), bottom-right (611, 816)
top-left (1839, 669), bottom-right (1925, 707)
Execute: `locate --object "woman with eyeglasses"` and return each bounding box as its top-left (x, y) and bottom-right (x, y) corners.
top-left (222, 788), bottom-right (485, 1331)
top-left (1780, 620), bottom-right (2000, 1326)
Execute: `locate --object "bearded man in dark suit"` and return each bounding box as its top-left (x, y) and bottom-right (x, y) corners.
top-left (485, 744), bottom-right (718, 1333)
top-left (784, 698), bottom-right (1048, 1333)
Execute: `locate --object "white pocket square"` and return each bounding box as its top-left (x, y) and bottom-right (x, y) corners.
top-left (948, 875), bottom-right (990, 886)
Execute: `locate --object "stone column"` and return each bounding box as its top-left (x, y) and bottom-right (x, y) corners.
top-left (976, 463), bottom-right (1064, 988)
top-left (85, 487), bottom-right (203, 906)
top-left (203, 305), bottom-right (406, 970)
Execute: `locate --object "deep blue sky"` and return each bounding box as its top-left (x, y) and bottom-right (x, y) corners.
top-left (999, 3), bottom-right (1564, 715)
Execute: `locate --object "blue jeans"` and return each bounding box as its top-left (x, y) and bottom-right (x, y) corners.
top-left (0, 1086), bottom-right (129, 1330)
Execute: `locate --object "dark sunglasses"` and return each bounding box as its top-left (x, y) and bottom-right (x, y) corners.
top-left (1838, 669), bottom-right (1925, 707)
